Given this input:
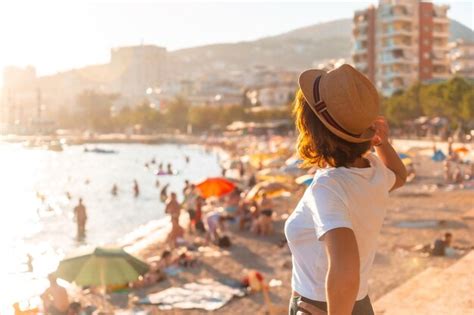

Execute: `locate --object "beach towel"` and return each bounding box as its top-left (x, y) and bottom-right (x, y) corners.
top-left (138, 278), bottom-right (245, 310)
top-left (163, 265), bottom-right (183, 276)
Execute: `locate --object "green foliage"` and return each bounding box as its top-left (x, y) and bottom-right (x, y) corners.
top-left (460, 89), bottom-right (474, 123)
top-left (164, 96), bottom-right (190, 131)
top-left (75, 90), bottom-right (119, 131)
top-left (56, 89), bottom-right (292, 133)
top-left (382, 77), bottom-right (474, 127)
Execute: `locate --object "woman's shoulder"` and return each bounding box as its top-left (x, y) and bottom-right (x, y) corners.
top-left (309, 169), bottom-right (347, 197)
top-left (312, 167), bottom-right (347, 186)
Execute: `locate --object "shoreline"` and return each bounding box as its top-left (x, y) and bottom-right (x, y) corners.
top-left (1, 133), bottom-right (471, 147)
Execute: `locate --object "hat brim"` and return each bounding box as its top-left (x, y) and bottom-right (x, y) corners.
top-left (298, 69), bottom-right (375, 144)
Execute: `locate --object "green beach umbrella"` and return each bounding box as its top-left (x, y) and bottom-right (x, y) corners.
top-left (55, 247), bottom-right (149, 286)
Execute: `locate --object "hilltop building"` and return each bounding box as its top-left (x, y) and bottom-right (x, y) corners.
top-left (1, 45), bottom-right (168, 127)
top-left (448, 39), bottom-right (474, 79)
top-left (352, 0), bottom-right (450, 95)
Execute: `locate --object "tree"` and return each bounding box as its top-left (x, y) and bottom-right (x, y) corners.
top-left (460, 89), bottom-right (474, 126)
top-left (164, 96), bottom-right (190, 131)
top-left (382, 77), bottom-right (473, 127)
top-left (76, 90), bottom-right (119, 131)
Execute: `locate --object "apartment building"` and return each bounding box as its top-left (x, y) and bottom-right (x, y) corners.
top-left (352, 0), bottom-right (450, 95)
top-left (449, 39), bottom-right (474, 78)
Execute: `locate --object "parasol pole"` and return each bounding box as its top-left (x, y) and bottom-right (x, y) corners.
top-left (100, 258), bottom-right (107, 312)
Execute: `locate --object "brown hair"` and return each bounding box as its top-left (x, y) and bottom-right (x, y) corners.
top-left (293, 89), bottom-right (371, 168)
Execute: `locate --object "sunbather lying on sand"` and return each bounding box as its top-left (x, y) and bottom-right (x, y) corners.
top-left (129, 261), bottom-right (165, 289)
top-left (394, 232), bottom-right (473, 257)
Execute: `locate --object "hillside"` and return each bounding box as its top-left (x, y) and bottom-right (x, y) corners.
top-left (170, 18), bottom-right (473, 74)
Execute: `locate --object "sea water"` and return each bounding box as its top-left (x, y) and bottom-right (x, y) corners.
top-left (0, 142), bottom-right (223, 314)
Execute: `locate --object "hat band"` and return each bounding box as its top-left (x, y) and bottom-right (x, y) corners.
top-left (312, 76), bottom-right (361, 138)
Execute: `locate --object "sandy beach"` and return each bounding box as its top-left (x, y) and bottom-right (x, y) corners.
top-left (93, 137), bottom-right (473, 315)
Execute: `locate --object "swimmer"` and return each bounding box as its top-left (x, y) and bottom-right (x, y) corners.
top-left (133, 180), bottom-right (140, 197)
top-left (157, 163), bottom-right (164, 174)
top-left (160, 183), bottom-right (170, 203)
top-left (111, 184), bottom-right (118, 196)
top-left (167, 163), bottom-right (173, 175)
top-left (73, 198), bottom-right (87, 238)
top-left (26, 254), bottom-right (33, 272)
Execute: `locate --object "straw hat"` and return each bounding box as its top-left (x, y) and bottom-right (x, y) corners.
top-left (298, 64), bottom-right (379, 143)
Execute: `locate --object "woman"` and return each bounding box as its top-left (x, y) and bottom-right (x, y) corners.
top-left (284, 64), bottom-right (407, 315)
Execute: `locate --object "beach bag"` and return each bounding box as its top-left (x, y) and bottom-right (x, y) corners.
top-left (217, 235), bottom-right (231, 248)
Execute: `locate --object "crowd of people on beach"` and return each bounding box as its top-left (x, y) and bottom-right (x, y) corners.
top-left (25, 130), bottom-right (473, 315)
top-left (440, 138), bottom-right (474, 187)
top-left (27, 144), bottom-right (291, 314)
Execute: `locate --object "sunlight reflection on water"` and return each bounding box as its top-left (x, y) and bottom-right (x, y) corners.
top-left (0, 142), bottom-right (223, 314)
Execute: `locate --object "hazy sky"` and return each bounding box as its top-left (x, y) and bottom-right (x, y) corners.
top-left (0, 0), bottom-right (472, 79)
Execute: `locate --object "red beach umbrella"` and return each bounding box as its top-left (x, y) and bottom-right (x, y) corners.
top-left (196, 177), bottom-right (236, 198)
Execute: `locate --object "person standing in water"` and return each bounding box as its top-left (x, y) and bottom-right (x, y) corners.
top-left (133, 179), bottom-right (140, 197)
top-left (157, 163), bottom-right (164, 175)
top-left (285, 65), bottom-right (406, 315)
top-left (111, 184), bottom-right (118, 196)
top-left (73, 198), bottom-right (87, 239)
top-left (160, 183), bottom-right (169, 203)
top-left (166, 163), bottom-right (174, 175)
top-left (165, 192), bottom-right (181, 220)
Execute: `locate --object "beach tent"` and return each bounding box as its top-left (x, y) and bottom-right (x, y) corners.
top-left (196, 177), bottom-right (236, 198)
top-left (432, 150), bottom-right (446, 162)
top-left (55, 247), bottom-right (149, 286)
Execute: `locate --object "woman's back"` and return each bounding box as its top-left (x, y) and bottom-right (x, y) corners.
top-left (285, 153), bottom-right (395, 301)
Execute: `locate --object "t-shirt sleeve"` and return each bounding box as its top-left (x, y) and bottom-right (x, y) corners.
top-left (370, 153), bottom-right (396, 192)
top-left (378, 155), bottom-right (396, 191)
top-left (384, 166), bottom-right (396, 191)
top-left (307, 183), bottom-right (352, 240)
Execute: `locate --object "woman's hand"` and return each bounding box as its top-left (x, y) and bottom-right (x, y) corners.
top-left (372, 116), bottom-right (407, 191)
top-left (296, 300), bottom-right (327, 315)
top-left (371, 116), bottom-right (390, 147)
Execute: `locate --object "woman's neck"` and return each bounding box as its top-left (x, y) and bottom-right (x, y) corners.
top-left (347, 156), bottom-right (370, 168)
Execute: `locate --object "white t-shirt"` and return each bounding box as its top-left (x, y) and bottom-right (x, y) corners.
top-left (284, 153), bottom-right (395, 301)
